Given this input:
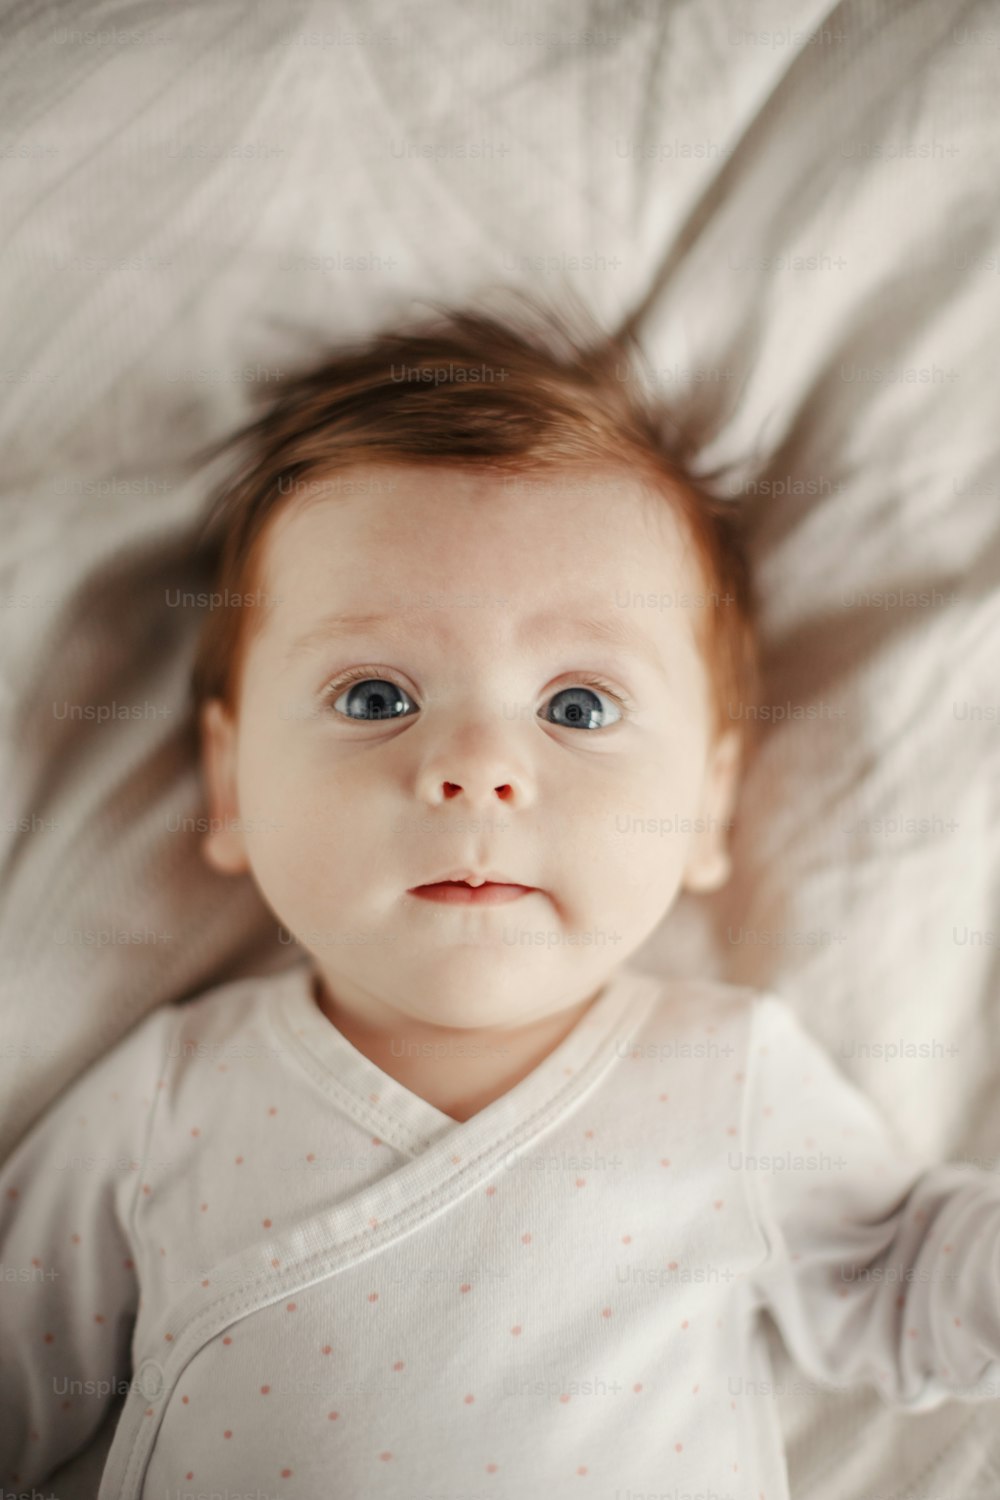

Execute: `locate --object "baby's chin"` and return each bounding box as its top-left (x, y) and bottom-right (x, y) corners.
top-left (380, 996), bottom-right (582, 1037)
top-left (321, 953), bottom-right (611, 1034)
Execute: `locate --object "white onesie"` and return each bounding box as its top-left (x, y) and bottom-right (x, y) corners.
top-left (2, 958), bottom-right (1000, 1498)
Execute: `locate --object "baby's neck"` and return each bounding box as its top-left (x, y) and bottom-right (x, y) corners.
top-left (312, 976), bottom-right (601, 1124)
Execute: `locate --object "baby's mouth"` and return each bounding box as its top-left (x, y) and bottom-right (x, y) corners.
top-left (408, 879), bottom-right (536, 906)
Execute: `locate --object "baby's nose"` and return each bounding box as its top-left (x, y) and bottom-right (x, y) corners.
top-left (415, 717), bottom-right (534, 809)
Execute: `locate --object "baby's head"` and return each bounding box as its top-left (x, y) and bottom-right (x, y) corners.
top-left (190, 303), bottom-right (757, 1032)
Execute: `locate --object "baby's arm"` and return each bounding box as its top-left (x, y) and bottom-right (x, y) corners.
top-left (741, 996), bottom-right (1000, 1411)
top-left (0, 1004), bottom-right (176, 1486)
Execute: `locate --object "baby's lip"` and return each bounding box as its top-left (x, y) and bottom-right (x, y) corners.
top-left (411, 868), bottom-right (535, 890)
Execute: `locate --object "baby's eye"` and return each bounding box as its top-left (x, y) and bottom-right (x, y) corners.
top-left (330, 676), bottom-right (417, 722)
top-left (543, 684), bottom-right (622, 731)
top-left (325, 673), bottom-right (625, 730)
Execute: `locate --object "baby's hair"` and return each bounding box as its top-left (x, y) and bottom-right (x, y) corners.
top-left (188, 291), bottom-right (758, 751)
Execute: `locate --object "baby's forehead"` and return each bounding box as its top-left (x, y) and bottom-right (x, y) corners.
top-left (248, 462), bottom-right (711, 674)
top-left (259, 459), bottom-right (700, 574)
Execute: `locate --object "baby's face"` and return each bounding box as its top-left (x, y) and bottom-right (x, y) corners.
top-left (200, 462), bottom-right (740, 1033)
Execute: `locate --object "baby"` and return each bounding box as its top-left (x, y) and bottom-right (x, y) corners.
top-left (3, 302), bottom-right (1000, 1499)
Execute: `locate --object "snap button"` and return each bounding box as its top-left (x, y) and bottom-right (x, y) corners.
top-left (136, 1358), bottom-right (164, 1401)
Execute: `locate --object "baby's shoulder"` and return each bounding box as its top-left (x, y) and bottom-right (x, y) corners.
top-left (630, 970), bottom-right (812, 1072)
top-left (165, 960), bottom-right (309, 1046)
top-left (637, 972), bottom-right (838, 1087)
top-left (639, 969), bottom-right (764, 1032)
top-left (85, 966), bottom-right (296, 1082)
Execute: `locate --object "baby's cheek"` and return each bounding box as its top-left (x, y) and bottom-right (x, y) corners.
top-left (590, 761), bottom-right (700, 889)
top-left (246, 744), bottom-right (351, 837)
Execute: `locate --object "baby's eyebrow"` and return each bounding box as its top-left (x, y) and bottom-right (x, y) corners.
top-left (284, 610), bottom-right (398, 661)
top-left (283, 607), bottom-right (672, 678)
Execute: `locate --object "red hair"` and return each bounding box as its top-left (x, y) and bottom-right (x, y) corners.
top-left (189, 296), bottom-right (758, 748)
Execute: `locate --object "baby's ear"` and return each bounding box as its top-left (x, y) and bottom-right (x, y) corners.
top-left (681, 728), bottom-right (741, 894)
top-left (198, 699), bottom-right (249, 875)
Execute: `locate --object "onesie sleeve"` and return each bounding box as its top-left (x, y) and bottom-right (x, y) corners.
top-left (741, 994), bottom-right (1000, 1413)
top-left (0, 1003), bottom-right (178, 1486)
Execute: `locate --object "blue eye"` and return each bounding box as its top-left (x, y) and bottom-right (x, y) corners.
top-left (543, 684), bottom-right (622, 731)
top-left (331, 676), bottom-right (417, 722)
top-left (324, 671), bottom-right (627, 729)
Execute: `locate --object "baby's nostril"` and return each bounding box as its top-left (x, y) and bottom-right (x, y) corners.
top-left (440, 782), bottom-right (510, 799)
